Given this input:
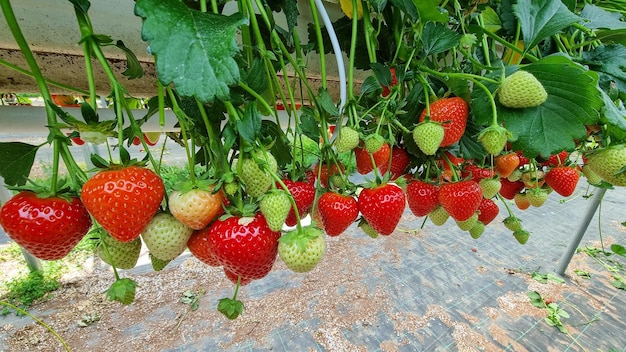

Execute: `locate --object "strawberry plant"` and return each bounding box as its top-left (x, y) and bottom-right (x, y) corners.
top-left (1, 0), bottom-right (626, 321)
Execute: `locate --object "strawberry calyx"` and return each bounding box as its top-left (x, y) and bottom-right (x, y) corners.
top-left (90, 146), bottom-right (148, 170)
top-left (279, 225), bottom-right (323, 254)
top-left (106, 277), bottom-right (139, 305)
top-left (7, 178), bottom-right (79, 202)
top-left (217, 276), bottom-right (245, 320)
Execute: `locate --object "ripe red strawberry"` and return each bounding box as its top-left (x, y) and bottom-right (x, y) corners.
top-left (208, 213), bottom-right (281, 280)
top-left (0, 191), bottom-right (92, 260)
top-left (187, 227), bottom-right (221, 266)
top-left (494, 152), bottom-right (520, 178)
top-left (437, 180), bottom-right (483, 221)
top-left (81, 166), bottom-right (164, 242)
top-left (355, 143), bottom-right (391, 175)
top-left (406, 180), bottom-right (439, 217)
top-left (544, 166), bottom-right (580, 197)
top-left (281, 179), bottom-right (316, 227)
top-left (544, 150), bottom-right (569, 167)
top-left (477, 198), bottom-right (499, 225)
top-left (224, 268), bottom-right (254, 286)
top-left (358, 184), bottom-right (406, 235)
top-left (317, 191), bottom-right (359, 236)
top-left (463, 164), bottom-right (495, 182)
top-left (169, 184), bottom-right (225, 230)
top-left (379, 146), bottom-right (411, 180)
top-left (499, 178), bottom-right (525, 200)
top-left (419, 97), bottom-right (468, 147)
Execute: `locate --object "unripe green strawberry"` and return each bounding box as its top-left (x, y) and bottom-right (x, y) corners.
top-left (507, 168), bottom-right (523, 182)
top-left (469, 222), bottom-right (485, 239)
top-left (581, 164), bottom-right (603, 185)
top-left (498, 70), bottom-right (548, 108)
top-left (335, 126), bottom-right (360, 153)
top-left (259, 190), bottom-right (292, 231)
top-left (413, 121), bottom-right (444, 155)
top-left (513, 229), bottom-right (530, 244)
top-left (149, 253), bottom-right (170, 272)
top-left (456, 212), bottom-right (478, 231)
top-left (96, 230), bottom-right (142, 270)
top-left (429, 205), bottom-right (449, 226)
top-left (224, 181), bottom-right (239, 195)
top-left (141, 212), bottom-right (194, 267)
top-left (503, 216), bottom-right (523, 232)
top-left (278, 226), bottom-right (326, 273)
top-left (329, 174), bottom-right (346, 189)
top-left (238, 149), bottom-right (278, 197)
top-left (585, 145), bottom-right (626, 186)
top-left (364, 134), bottom-right (385, 153)
top-left (479, 177), bottom-right (502, 199)
top-left (526, 188), bottom-right (548, 207)
top-left (478, 126), bottom-right (510, 155)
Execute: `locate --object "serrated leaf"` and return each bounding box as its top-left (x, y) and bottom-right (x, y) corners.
top-left (217, 297), bottom-right (244, 320)
top-left (513, 0), bottom-right (580, 51)
top-left (582, 44), bottom-right (626, 95)
top-left (106, 278), bottom-right (138, 305)
top-left (316, 88), bottom-right (339, 116)
top-left (594, 29), bottom-right (626, 46)
top-left (114, 40), bottom-right (144, 79)
top-left (369, 0), bottom-right (387, 13)
top-left (389, 0), bottom-right (418, 22)
top-left (135, 0), bottom-right (247, 102)
top-left (245, 58), bottom-right (269, 96)
top-left (0, 142), bottom-right (38, 186)
top-left (580, 4), bottom-right (626, 30)
top-left (421, 22), bottom-right (461, 56)
top-left (237, 104), bottom-right (262, 144)
top-left (261, 120), bottom-right (291, 167)
top-left (300, 109), bottom-right (320, 142)
top-left (500, 56), bottom-right (602, 158)
top-left (414, 0), bottom-right (448, 23)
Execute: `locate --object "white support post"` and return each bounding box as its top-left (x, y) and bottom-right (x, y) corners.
top-left (555, 187), bottom-right (607, 276)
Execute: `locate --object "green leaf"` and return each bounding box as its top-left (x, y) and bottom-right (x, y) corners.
top-left (481, 7), bottom-right (502, 33)
top-left (513, 0), bottom-right (580, 51)
top-left (106, 278), bottom-right (138, 305)
top-left (135, 0), bottom-right (247, 102)
top-left (574, 270), bottom-right (591, 279)
top-left (114, 40), bottom-right (144, 79)
top-left (316, 88), bottom-right (339, 116)
top-left (582, 44), bottom-right (626, 96)
top-left (245, 58), bottom-right (269, 96)
top-left (594, 29), bottom-right (626, 46)
top-left (0, 142), bottom-right (38, 187)
top-left (546, 273), bottom-right (565, 284)
top-left (389, 0), bottom-right (418, 22)
top-left (80, 102), bottom-right (98, 124)
top-left (580, 4), bottom-right (626, 30)
top-left (501, 56), bottom-right (603, 158)
top-left (237, 104), bottom-right (262, 144)
top-left (611, 276), bottom-right (626, 290)
top-left (217, 297), bottom-right (244, 320)
top-left (420, 22), bottom-right (461, 56)
top-left (299, 108), bottom-right (320, 142)
top-left (414, 0), bottom-right (448, 23)
top-left (261, 120), bottom-right (291, 167)
top-left (67, 0), bottom-right (90, 13)
top-left (369, 0), bottom-right (387, 13)
top-left (611, 244), bottom-right (626, 257)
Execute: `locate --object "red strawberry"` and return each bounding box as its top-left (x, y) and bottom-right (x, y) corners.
top-left (208, 213), bottom-right (280, 280)
top-left (419, 97), bottom-right (468, 147)
top-left (358, 184), bottom-right (406, 235)
top-left (544, 166), bottom-right (580, 197)
top-left (438, 180), bottom-right (483, 221)
top-left (281, 179), bottom-right (316, 227)
top-left (406, 180), bottom-right (439, 217)
top-left (516, 151), bottom-right (530, 167)
top-left (499, 178), bottom-right (525, 200)
top-left (477, 198), bottom-right (499, 225)
top-left (379, 146), bottom-right (411, 180)
top-left (0, 191), bottom-right (92, 260)
top-left (494, 152), bottom-right (520, 178)
top-left (81, 166), bottom-right (165, 242)
top-left (187, 227), bottom-right (221, 266)
top-left (544, 150), bottom-right (569, 167)
top-left (317, 192), bottom-right (359, 236)
top-left (224, 268), bottom-right (254, 286)
top-left (462, 164), bottom-right (495, 182)
top-left (355, 143), bottom-right (391, 175)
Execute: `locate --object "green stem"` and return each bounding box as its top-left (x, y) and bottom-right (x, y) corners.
top-left (481, 29), bottom-right (539, 62)
top-left (347, 0), bottom-right (359, 101)
top-left (0, 301), bottom-right (70, 352)
top-left (195, 98), bottom-right (225, 176)
top-left (308, 0), bottom-right (327, 87)
top-left (166, 87), bottom-right (196, 184)
top-left (362, 3), bottom-right (377, 64)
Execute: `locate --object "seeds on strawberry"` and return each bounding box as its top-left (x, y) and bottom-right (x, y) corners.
top-left (141, 212), bottom-right (194, 265)
top-left (413, 121), bottom-right (444, 155)
top-left (317, 191), bottom-right (359, 236)
top-left (355, 143), bottom-right (391, 175)
top-left (379, 146), bottom-right (411, 181)
top-left (335, 126), bottom-right (360, 153)
top-left (526, 188), bottom-right (548, 207)
top-left (478, 125), bottom-right (509, 155)
top-left (428, 206), bottom-right (450, 226)
top-left (97, 230), bottom-right (142, 270)
top-left (438, 180), bottom-right (483, 221)
top-left (406, 180), bottom-right (439, 217)
top-left (364, 134), bottom-right (385, 153)
top-left (238, 149), bottom-right (278, 197)
top-left (513, 229), bottom-right (531, 244)
top-left (503, 216), bottom-right (523, 232)
top-left (281, 179), bottom-right (316, 227)
top-left (358, 183), bottom-right (406, 235)
top-left (494, 152), bottom-right (520, 178)
top-left (259, 189), bottom-right (292, 231)
top-left (456, 212), bottom-right (478, 231)
top-left (419, 97), bottom-right (468, 147)
top-left (469, 222), bottom-right (485, 239)
top-left (498, 70), bottom-right (548, 108)
top-left (514, 192), bottom-right (531, 210)
top-left (169, 186), bottom-right (225, 230)
top-left (585, 145), bottom-right (626, 186)
top-left (479, 177), bottom-right (502, 199)
top-left (477, 198), bottom-right (499, 226)
top-left (544, 166), bottom-right (580, 197)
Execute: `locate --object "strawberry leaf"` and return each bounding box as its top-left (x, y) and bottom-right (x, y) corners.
top-left (134, 0), bottom-right (247, 103)
top-left (420, 22), bottom-right (461, 56)
top-left (106, 278), bottom-right (138, 305)
top-left (500, 56), bottom-right (603, 158)
top-left (217, 297), bottom-right (244, 320)
top-left (513, 0), bottom-right (580, 51)
top-left (0, 142), bottom-right (38, 186)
